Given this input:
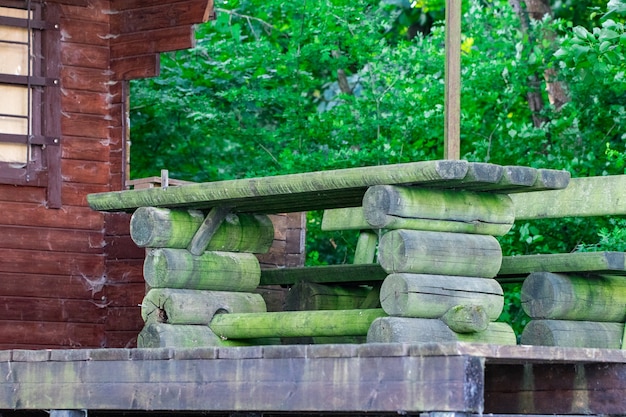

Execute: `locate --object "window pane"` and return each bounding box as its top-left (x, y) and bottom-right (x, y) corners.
top-left (0, 6), bottom-right (30, 164)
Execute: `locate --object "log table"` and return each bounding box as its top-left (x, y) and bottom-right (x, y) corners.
top-left (88, 160), bottom-right (570, 347)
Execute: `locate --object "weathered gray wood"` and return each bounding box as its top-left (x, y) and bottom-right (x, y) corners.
top-left (363, 186), bottom-right (514, 235)
top-left (510, 175), bottom-right (626, 219)
top-left (88, 160), bottom-right (471, 212)
top-left (367, 317), bottom-right (516, 345)
top-left (260, 263), bottom-right (388, 286)
top-left (0, 349), bottom-right (485, 413)
top-left (462, 165), bottom-right (537, 192)
top-left (380, 273), bottom-right (503, 320)
top-left (521, 272), bottom-right (626, 322)
top-left (284, 282), bottom-right (371, 311)
top-left (440, 304), bottom-right (490, 333)
top-left (137, 323), bottom-right (247, 348)
top-left (188, 206), bottom-right (231, 255)
top-left (378, 230), bottom-right (502, 277)
top-left (144, 248), bottom-right (260, 291)
top-left (130, 207), bottom-right (274, 253)
top-left (142, 288), bottom-right (267, 325)
top-left (444, 0), bottom-right (462, 160)
top-left (209, 309), bottom-right (387, 339)
top-left (499, 252), bottom-right (626, 278)
top-left (88, 161), bottom-right (569, 213)
top-left (520, 319), bottom-right (624, 349)
top-left (353, 230), bottom-right (378, 264)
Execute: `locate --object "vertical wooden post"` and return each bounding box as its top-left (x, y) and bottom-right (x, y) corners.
top-left (444, 0), bottom-right (462, 160)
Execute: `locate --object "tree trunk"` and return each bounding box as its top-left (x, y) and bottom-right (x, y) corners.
top-left (511, 0), bottom-right (569, 120)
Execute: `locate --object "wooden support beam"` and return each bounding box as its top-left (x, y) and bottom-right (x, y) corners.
top-left (444, 0), bottom-right (462, 160)
top-left (510, 175), bottom-right (626, 219)
top-left (187, 206), bottom-right (231, 255)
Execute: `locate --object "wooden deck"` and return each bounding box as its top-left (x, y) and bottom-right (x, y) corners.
top-left (0, 343), bottom-right (625, 415)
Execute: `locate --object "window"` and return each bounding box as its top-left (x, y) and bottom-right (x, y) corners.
top-left (0, 0), bottom-right (60, 207)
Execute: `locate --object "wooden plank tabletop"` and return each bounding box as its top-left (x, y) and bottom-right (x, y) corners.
top-left (87, 160), bottom-right (570, 213)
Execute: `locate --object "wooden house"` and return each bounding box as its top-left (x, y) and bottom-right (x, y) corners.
top-left (0, 0), bottom-right (303, 350)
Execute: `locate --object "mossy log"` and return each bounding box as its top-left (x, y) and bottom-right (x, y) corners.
top-left (366, 317), bottom-right (516, 345)
top-left (378, 230), bottom-right (502, 277)
top-left (209, 309), bottom-right (387, 339)
top-left (284, 282), bottom-right (372, 311)
top-left (131, 207), bottom-right (274, 253)
top-left (440, 304), bottom-right (489, 333)
top-left (144, 248), bottom-right (260, 291)
top-left (142, 288), bottom-right (267, 325)
top-left (362, 186), bottom-right (514, 235)
top-left (521, 272), bottom-right (626, 322)
top-left (380, 273), bottom-right (503, 321)
top-left (137, 323), bottom-right (247, 348)
top-left (520, 319), bottom-right (624, 349)
top-left (499, 252), bottom-right (626, 279)
top-left (354, 231), bottom-right (378, 264)
top-left (322, 207), bottom-right (369, 231)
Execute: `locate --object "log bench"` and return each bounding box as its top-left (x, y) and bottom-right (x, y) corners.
top-left (87, 160), bottom-right (572, 348)
top-left (264, 175), bottom-right (626, 348)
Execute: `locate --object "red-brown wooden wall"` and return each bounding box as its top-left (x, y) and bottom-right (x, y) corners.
top-left (0, 0), bottom-right (217, 349)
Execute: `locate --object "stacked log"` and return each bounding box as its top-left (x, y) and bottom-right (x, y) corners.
top-left (133, 207), bottom-right (275, 348)
top-left (364, 186), bottom-right (517, 345)
top-left (520, 272), bottom-right (626, 349)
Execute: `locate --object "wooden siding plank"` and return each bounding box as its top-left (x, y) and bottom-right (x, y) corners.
top-left (60, 17), bottom-right (108, 47)
top-left (104, 331), bottom-right (138, 348)
top-left (0, 185), bottom-right (46, 203)
top-left (61, 136), bottom-right (110, 162)
top-left (0, 321), bottom-right (104, 347)
top-left (105, 307), bottom-right (144, 331)
top-left (61, 66), bottom-right (111, 93)
top-left (106, 260), bottom-right (145, 284)
top-left (62, 183), bottom-right (111, 207)
top-left (0, 297), bottom-right (107, 323)
top-left (61, 113), bottom-right (110, 138)
top-left (0, 249), bottom-right (104, 276)
top-left (101, 284), bottom-right (144, 308)
top-left (61, 159), bottom-right (110, 185)
top-left (61, 43), bottom-right (109, 69)
top-left (58, 1), bottom-right (108, 24)
top-left (0, 225), bottom-right (104, 253)
top-left (0, 273), bottom-right (105, 300)
top-left (104, 212), bottom-right (132, 236)
top-left (1, 355), bottom-right (483, 412)
top-left (111, 26), bottom-right (195, 59)
top-left (111, 0), bottom-right (213, 34)
top-left (111, 54), bottom-right (159, 80)
top-left (0, 202), bottom-right (103, 229)
top-left (105, 235), bottom-right (144, 259)
top-left (61, 90), bottom-right (111, 115)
